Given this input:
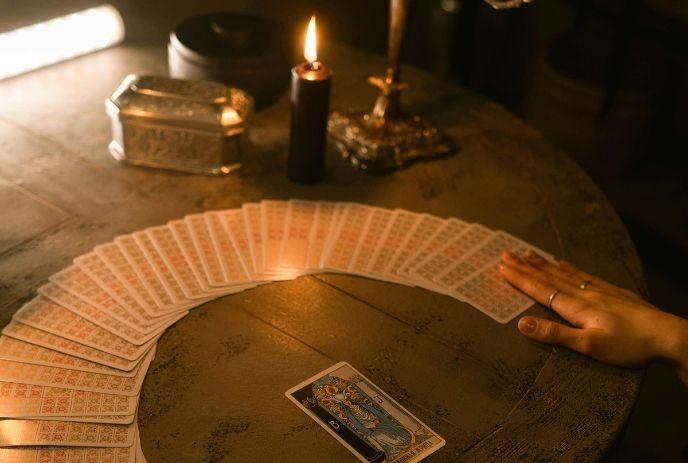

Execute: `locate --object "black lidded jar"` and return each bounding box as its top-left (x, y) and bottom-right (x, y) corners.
top-left (169, 12), bottom-right (291, 109)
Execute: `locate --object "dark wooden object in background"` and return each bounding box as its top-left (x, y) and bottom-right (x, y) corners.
top-left (0, 7), bottom-right (645, 463)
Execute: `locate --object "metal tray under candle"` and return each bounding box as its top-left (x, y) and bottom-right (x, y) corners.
top-left (105, 74), bottom-right (253, 176)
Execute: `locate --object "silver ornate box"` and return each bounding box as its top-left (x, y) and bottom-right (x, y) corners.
top-left (105, 74), bottom-right (253, 175)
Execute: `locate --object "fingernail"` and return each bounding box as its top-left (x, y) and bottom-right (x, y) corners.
top-left (518, 317), bottom-right (537, 334)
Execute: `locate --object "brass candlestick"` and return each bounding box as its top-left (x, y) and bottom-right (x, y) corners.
top-left (329, 0), bottom-right (533, 173)
top-left (328, 0), bottom-right (456, 173)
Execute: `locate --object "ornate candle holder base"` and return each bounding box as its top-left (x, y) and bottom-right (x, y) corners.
top-left (328, 111), bottom-right (457, 173)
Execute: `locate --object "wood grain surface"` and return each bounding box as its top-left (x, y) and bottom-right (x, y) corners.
top-left (0, 17), bottom-right (644, 462)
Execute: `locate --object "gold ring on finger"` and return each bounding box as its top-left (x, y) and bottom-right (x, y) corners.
top-left (547, 289), bottom-right (561, 309)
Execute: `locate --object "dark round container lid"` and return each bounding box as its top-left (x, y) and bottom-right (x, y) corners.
top-left (170, 12), bottom-right (289, 67)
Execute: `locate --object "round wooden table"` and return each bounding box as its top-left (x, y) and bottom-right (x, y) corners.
top-left (0, 34), bottom-right (644, 463)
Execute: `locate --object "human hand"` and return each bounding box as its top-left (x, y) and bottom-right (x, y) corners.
top-left (499, 250), bottom-right (688, 384)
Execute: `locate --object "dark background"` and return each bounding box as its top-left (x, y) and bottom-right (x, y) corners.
top-left (1, 0), bottom-right (687, 460)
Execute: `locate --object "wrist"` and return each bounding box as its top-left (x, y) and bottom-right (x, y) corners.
top-left (654, 311), bottom-right (688, 373)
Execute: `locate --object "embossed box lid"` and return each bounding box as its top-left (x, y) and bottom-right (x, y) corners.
top-left (105, 74), bottom-right (253, 135)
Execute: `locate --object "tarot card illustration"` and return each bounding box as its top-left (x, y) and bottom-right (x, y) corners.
top-left (286, 362), bottom-right (445, 463)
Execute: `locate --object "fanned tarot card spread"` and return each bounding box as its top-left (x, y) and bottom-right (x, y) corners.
top-left (306, 202), bottom-right (341, 270)
top-left (261, 199), bottom-right (291, 273)
top-left (243, 203), bottom-right (264, 275)
top-left (280, 199), bottom-right (318, 270)
top-left (366, 209), bottom-right (421, 284)
top-left (219, 209), bottom-right (259, 279)
top-left (321, 203), bottom-right (373, 272)
top-left (0, 419), bottom-right (136, 447)
top-left (0, 381), bottom-right (138, 418)
top-left (286, 362), bottom-right (445, 463)
top-left (113, 234), bottom-right (180, 312)
top-left (348, 207), bottom-right (394, 277)
top-left (49, 266), bottom-right (146, 329)
top-left (0, 446), bottom-right (137, 463)
top-left (37, 283), bottom-right (181, 345)
top-left (0, 347), bottom-right (154, 396)
top-left (1, 198), bottom-right (558, 463)
top-left (167, 219), bottom-right (217, 292)
top-left (94, 243), bottom-right (159, 313)
top-left (1, 322), bottom-right (140, 371)
top-left (11, 297), bottom-right (158, 360)
top-left (128, 232), bottom-right (192, 306)
top-left (185, 214), bottom-right (230, 287)
top-left (398, 217), bottom-right (470, 280)
top-left (204, 212), bottom-right (252, 285)
top-left (386, 213), bottom-right (444, 279)
top-left (409, 223), bottom-right (491, 294)
top-left (243, 202), bottom-right (292, 280)
top-left (0, 336), bottom-right (137, 377)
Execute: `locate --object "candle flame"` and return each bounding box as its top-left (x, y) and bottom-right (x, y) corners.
top-left (304, 15), bottom-right (317, 63)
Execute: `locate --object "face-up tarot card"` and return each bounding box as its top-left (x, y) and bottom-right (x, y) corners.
top-left (286, 362), bottom-right (444, 463)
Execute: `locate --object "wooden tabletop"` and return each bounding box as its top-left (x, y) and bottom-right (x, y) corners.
top-left (0, 18), bottom-right (645, 463)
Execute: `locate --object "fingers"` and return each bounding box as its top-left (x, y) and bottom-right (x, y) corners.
top-left (522, 251), bottom-right (591, 292)
top-left (506, 251), bottom-right (583, 296)
top-left (522, 250), bottom-right (642, 302)
top-left (499, 259), bottom-right (587, 325)
top-left (518, 316), bottom-right (592, 354)
top-left (557, 259), bottom-right (644, 302)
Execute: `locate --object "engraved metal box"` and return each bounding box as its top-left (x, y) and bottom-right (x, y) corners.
top-left (105, 74), bottom-right (253, 175)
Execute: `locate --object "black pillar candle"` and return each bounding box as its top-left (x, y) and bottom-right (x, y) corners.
top-left (288, 17), bottom-right (332, 184)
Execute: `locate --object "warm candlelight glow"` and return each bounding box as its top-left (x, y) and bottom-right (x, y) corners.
top-left (221, 108), bottom-right (240, 126)
top-left (304, 16), bottom-right (318, 64)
